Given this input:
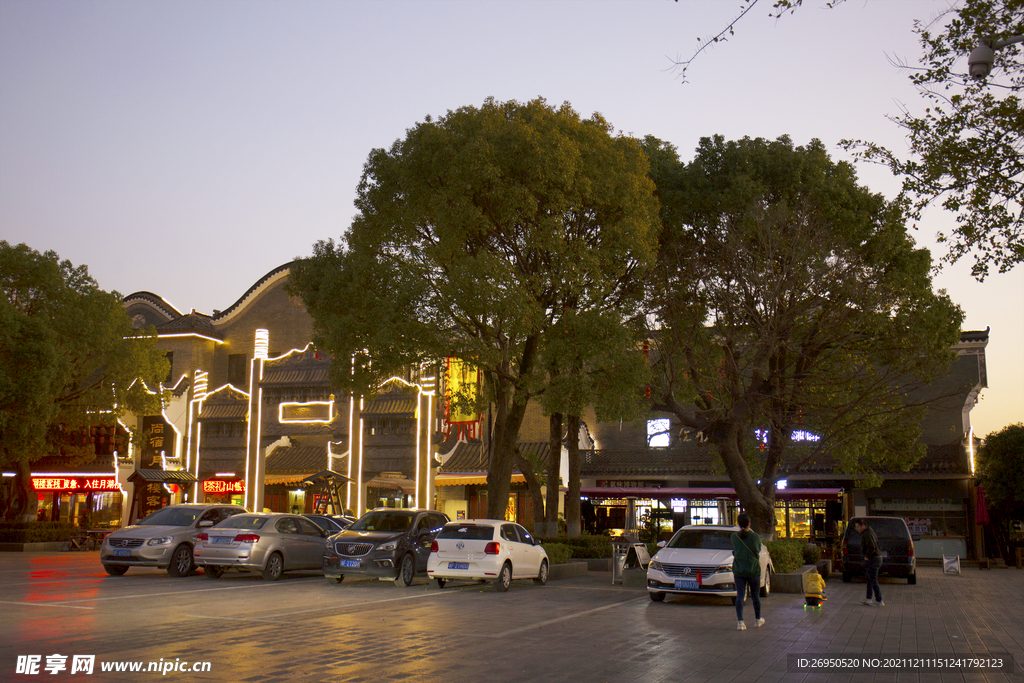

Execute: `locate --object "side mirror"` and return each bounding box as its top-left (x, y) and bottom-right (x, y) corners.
top-left (657, 540), bottom-right (667, 548)
top-left (911, 535), bottom-right (921, 542)
top-left (198, 520), bottom-right (214, 528)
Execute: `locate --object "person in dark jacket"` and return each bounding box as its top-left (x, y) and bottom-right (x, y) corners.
top-left (854, 518), bottom-right (884, 606)
top-left (730, 513), bottom-right (764, 630)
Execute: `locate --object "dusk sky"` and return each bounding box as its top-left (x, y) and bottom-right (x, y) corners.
top-left (1, 0), bottom-right (1021, 439)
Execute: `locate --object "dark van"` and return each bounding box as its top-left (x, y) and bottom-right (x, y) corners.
top-left (842, 516), bottom-right (916, 584)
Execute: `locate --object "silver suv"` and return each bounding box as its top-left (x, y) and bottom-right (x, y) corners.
top-left (101, 504), bottom-right (246, 577)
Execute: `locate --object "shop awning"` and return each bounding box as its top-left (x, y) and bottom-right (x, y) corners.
top-left (436, 473), bottom-right (527, 486)
top-left (128, 469), bottom-right (197, 484)
top-left (580, 486), bottom-right (843, 501)
top-left (264, 474), bottom-right (313, 486)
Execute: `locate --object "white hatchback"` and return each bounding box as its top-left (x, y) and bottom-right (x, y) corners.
top-left (647, 525), bottom-right (773, 602)
top-left (427, 520), bottom-right (549, 591)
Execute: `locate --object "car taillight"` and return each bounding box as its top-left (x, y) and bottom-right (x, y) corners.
top-left (196, 533), bottom-right (208, 541)
top-left (842, 538), bottom-right (848, 557)
top-left (908, 540), bottom-right (914, 558)
top-left (234, 534), bottom-right (259, 543)
top-left (430, 540), bottom-right (438, 552)
top-left (484, 542), bottom-right (499, 554)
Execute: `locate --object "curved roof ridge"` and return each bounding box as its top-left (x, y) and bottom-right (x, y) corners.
top-left (122, 291), bottom-right (183, 319)
top-left (212, 262), bottom-right (295, 323)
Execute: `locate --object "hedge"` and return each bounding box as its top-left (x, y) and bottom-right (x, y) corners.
top-left (537, 534), bottom-right (614, 558)
top-left (766, 538), bottom-right (806, 574)
top-left (541, 543), bottom-right (572, 565)
top-left (0, 522), bottom-right (77, 543)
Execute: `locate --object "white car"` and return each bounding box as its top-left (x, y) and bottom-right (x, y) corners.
top-left (427, 520), bottom-right (549, 591)
top-left (647, 525), bottom-right (773, 602)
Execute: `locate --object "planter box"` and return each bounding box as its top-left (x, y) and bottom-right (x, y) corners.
top-left (548, 560), bottom-right (589, 581)
top-left (0, 541), bottom-right (68, 552)
top-left (581, 558), bottom-right (612, 572)
top-left (772, 564), bottom-right (818, 593)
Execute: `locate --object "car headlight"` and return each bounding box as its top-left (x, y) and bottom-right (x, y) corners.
top-left (649, 560), bottom-right (663, 571)
top-left (147, 536), bottom-right (173, 546)
top-left (716, 564), bottom-right (733, 573)
top-left (378, 541), bottom-right (398, 552)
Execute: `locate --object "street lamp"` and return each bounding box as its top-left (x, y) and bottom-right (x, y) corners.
top-left (968, 34), bottom-right (1024, 79)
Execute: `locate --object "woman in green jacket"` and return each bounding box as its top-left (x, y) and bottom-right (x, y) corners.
top-left (731, 513), bottom-right (764, 630)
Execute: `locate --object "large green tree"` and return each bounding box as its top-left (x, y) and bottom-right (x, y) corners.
top-left (291, 98), bottom-right (659, 520)
top-left (672, 0), bottom-right (1023, 277)
top-left (1, 242), bottom-right (168, 521)
top-left (645, 136), bottom-right (964, 537)
top-left (977, 423), bottom-right (1024, 520)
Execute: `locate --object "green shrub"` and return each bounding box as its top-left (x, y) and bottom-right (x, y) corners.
top-left (766, 538), bottom-right (806, 574)
top-left (542, 543), bottom-right (572, 565)
top-left (803, 543), bottom-right (822, 565)
top-left (0, 522), bottom-right (77, 543)
top-left (537, 533), bottom-right (614, 558)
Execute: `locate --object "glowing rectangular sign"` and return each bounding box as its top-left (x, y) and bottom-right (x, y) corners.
top-left (32, 477), bottom-right (118, 492)
top-left (203, 480), bottom-right (245, 494)
top-left (279, 401), bottom-right (333, 423)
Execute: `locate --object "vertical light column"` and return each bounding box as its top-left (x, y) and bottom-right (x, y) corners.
top-left (416, 370), bottom-right (436, 509)
top-left (245, 330), bottom-right (269, 512)
top-left (188, 370), bottom-right (209, 502)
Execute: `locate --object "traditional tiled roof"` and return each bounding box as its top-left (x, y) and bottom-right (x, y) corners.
top-left (156, 312), bottom-right (220, 338)
top-left (581, 447), bottom-right (720, 477)
top-left (198, 403), bottom-right (248, 420)
top-left (362, 397), bottom-right (417, 416)
top-left (196, 449), bottom-right (246, 475)
top-left (260, 345), bottom-right (332, 387)
top-left (439, 441), bottom-right (551, 473)
top-left (266, 445), bottom-right (328, 474)
top-left (122, 291), bottom-right (183, 319)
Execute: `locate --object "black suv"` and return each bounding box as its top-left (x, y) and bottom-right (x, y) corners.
top-left (842, 516), bottom-right (917, 584)
top-left (322, 508), bottom-right (449, 586)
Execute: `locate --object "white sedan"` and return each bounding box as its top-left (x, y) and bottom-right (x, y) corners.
top-left (427, 520), bottom-right (549, 591)
top-left (647, 525), bottom-right (773, 602)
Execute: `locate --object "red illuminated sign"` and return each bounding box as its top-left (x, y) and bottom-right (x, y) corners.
top-left (32, 477), bottom-right (119, 492)
top-left (203, 480), bottom-right (245, 494)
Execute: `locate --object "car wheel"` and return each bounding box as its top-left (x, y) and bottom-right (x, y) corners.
top-left (908, 571), bottom-right (917, 585)
top-left (435, 577), bottom-right (446, 589)
top-left (649, 591), bottom-right (665, 602)
top-left (204, 566), bottom-right (224, 579)
top-left (533, 559), bottom-right (548, 585)
top-left (395, 553), bottom-right (415, 587)
top-left (842, 570), bottom-right (852, 583)
top-left (760, 570), bottom-right (771, 597)
top-left (496, 562), bottom-right (512, 592)
top-left (327, 575), bottom-right (344, 584)
top-left (167, 544), bottom-right (193, 577)
top-left (103, 564), bottom-right (128, 576)
top-left (262, 552), bottom-right (284, 581)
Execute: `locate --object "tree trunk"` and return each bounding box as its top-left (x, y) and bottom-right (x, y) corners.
top-left (565, 414), bottom-right (581, 538)
top-left (11, 458), bottom-right (37, 522)
top-left (485, 386), bottom-right (530, 521)
top-left (514, 449), bottom-right (545, 534)
top-left (544, 412), bottom-right (562, 536)
top-left (715, 425), bottom-right (775, 540)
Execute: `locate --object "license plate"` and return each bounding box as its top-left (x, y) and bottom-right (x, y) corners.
top-left (674, 579), bottom-right (699, 590)
top-left (340, 559), bottom-right (360, 568)
top-left (113, 549), bottom-right (131, 557)
top-left (448, 562), bottom-right (469, 570)
top-left (212, 537), bottom-right (233, 544)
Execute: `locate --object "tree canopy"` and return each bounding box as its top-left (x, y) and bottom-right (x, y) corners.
top-left (644, 135), bottom-right (965, 537)
top-left (1, 242), bottom-right (169, 520)
top-left (977, 422), bottom-right (1024, 520)
top-left (671, 0), bottom-right (1024, 278)
top-left (290, 97), bottom-right (659, 520)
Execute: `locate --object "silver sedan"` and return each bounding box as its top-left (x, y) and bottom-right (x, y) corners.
top-left (194, 513), bottom-right (327, 581)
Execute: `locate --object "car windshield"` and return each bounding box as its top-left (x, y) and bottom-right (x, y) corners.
top-left (666, 529), bottom-right (735, 550)
top-left (437, 524), bottom-right (494, 541)
top-left (216, 516), bottom-right (268, 530)
top-left (135, 507), bottom-right (201, 527)
top-left (349, 511), bottom-right (413, 532)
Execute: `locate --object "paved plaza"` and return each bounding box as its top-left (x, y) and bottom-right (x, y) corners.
top-left (0, 552), bottom-right (1021, 682)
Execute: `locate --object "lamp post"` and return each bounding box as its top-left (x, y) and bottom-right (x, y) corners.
top-left (968, 34), bottom-right (1024, 79)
